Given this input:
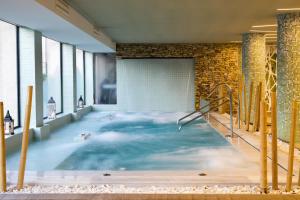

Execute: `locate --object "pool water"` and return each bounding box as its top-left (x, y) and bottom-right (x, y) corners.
top-left (7, 112), bottom-right (254, 171)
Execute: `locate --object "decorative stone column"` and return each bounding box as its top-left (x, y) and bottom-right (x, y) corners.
top-left (242, 33), bottom-right (266, 123)
top-left (277, 13), bottom-right (300, 142)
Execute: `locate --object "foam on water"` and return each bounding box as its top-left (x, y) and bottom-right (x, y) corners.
top-left (6, 112), bottom-right (257, 172)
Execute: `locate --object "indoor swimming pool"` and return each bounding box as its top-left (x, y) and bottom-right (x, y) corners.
top-left (6, 112), bottom-right (256, 171)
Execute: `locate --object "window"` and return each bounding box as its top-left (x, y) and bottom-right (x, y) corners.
top-left (76, 49), bottom-right (84, 103)
top-left (0, 20), bottom-right (19, 126)
top-left (94, 53), bottom-right (116, 104)
top-left (42, 37), bottom-right (62, 117)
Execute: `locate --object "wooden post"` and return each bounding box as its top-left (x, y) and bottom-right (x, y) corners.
top-left (246, 82), bottom-right (254, 130)
top-left (260, 100), bottom-right (268, 193)
top-left (238, 80), bottom-right (243, 127)
top-left (243, 82), bottom-right (247, 125)
top-left (253, 82), bottom-right (262, 132)
top-left (17, 86), bottom-right (33, 190)
top-left (246, 82), bottom-right (253, 131)
top-left (286, 100), bottom-right (298, 192)
top-left (0, 102), bottom-right (6, 192)
top-left (271, 92), bottom-right (278, 190)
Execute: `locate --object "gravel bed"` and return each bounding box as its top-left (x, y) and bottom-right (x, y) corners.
top-left (2, 184), bottom-right (300, 194)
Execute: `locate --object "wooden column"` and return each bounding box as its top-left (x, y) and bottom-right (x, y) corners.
top-left (0, 102), bottom-right (6, 192)
top-left (260, 100), bottom-right (268, 193)
top-left (17, 86), bottom-right (33, 190)
top-left (286, 100), bottom-right (298, 192)
top-left (271, 92), bottom-right (278, 190)
top-left (246, 82), bottom-right (254, 131)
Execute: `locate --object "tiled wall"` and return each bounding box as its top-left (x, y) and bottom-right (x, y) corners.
top-left (242, 33), bottom-right (266, 122)
top-left (117, 43), bottom-right (242, 109)
top-left (117, 59), bottom-right (195, 112)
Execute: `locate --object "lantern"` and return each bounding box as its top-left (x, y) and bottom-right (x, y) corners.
top-left (4, 110), bottom-right (14, 135)
top-left (78, 95), bottom-right (84, 108)
top-left (47, 97), bottom-right (56, 119)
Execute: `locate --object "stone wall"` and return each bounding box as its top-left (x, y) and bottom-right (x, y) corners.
top-left (117, 43), bottom-right (242, 109)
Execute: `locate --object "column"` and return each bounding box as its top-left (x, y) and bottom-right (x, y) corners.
top-left (62, 44), bottom-right (77, 113)
top-left (84, 52), bottom-right (94, 105)
top-left (277, 13), bottom-right (300, 142)
top-left (242, 33), bottom-right (266, 123)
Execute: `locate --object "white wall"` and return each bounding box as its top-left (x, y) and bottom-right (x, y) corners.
top-left (116, 59), bottom-right (195, 112)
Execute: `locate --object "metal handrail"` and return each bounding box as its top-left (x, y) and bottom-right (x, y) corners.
top-left (177, 82), bottom-right (238, 137)
top-left (178, 100), bottom-right (229, 131)
top-left (177, 96), bottom-right (227, 125)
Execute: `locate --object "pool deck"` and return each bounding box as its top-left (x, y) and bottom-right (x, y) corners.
top-left (1, 193), bottom-right (300, 200)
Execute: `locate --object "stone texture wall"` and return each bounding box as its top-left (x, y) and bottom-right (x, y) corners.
top-left (117, 43), bottom-right (242, 109)
top-left (277, 13), bottom-right (300, 143)
top-left (242, 33), bottom-right (266, 123)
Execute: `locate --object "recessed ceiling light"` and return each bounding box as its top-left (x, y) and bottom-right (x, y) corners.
top-left (265, 36), bottom-right (277, 39)
top-left (252, 24), bottom-right (277, 28)
top-left (230, 40), bottom-right (242, 43)
top-left (277, 8), bottom-right (300, 11)
top-left (250, 30), bottom-right (277, 33)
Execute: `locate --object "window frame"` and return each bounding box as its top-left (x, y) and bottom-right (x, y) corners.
top-left (42, 36), bottom-right (64, 119)
top-left (75, 48), bottom-right (86, 105)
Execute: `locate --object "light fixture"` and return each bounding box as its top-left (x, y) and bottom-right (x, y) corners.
top-left (78, 95), bottom-right (85, 109)
top-left (250, 30), bottom-right (277, 33)
top-left (230, 41), bottom-right (242, 43)
top-left (277, 8), bottom-right (300, 11)
top-left (265, 36), bottom-right (277, 39)
top-left (4, 110), bottom-right (14, 135)
top-left (47, 97), bottom-right (56, 120)
top-left (252, 24), bottom-right (277, 28)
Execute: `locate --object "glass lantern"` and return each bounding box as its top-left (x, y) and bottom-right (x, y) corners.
top-left (47, 97), bottom-right (56, 119)
top-left (78, 95), bottom-right (84, 109)
top-left (4, 110), bottom-right (14, 135)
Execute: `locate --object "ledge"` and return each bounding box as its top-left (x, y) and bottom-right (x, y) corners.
top-left (5, 105), bottom-right (93, 155)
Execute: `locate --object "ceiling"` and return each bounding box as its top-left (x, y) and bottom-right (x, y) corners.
top-left (67, 0), bottom-right (300, 43)
top-left (0, 0), bottom-right (114, 52)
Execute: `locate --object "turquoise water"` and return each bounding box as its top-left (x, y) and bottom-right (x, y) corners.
top-left (7, 112), bottom-right (249, 171)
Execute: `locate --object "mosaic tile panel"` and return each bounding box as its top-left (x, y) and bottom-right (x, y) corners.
top-left (242, 33), bottom-right (266, 122)
top-left (277, 13), bottom-right (300, 142)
